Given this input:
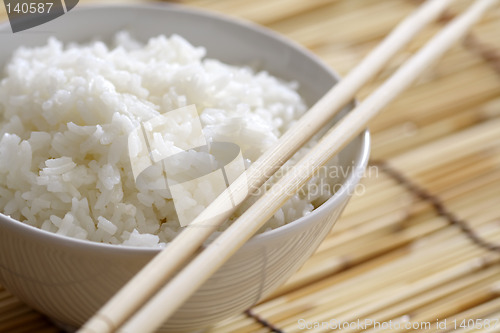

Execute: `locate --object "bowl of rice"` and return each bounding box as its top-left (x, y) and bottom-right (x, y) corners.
top-left (0, 4), bottom-right (369, 332)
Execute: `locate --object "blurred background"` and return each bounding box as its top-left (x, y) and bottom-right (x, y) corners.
top-left (1, 0), bottom-right (500, 332)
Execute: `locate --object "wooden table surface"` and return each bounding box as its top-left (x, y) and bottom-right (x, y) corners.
top-left (1, 0), bottom-right (500, 332)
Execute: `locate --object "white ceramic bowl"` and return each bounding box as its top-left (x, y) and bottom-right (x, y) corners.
top-left (0, 4), bottom-right (370, 332)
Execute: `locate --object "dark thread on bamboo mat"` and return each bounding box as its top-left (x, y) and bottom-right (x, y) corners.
top-left (372, 160), bottom-right (500, 252)
top-left (409, 0), bottom-right (455, 23)
top-left (245, 309), bottom-right (284, 333)
top-left (463, 34), bottom-right (500, 76)
top-left (410, 0), bottom-right (500, 75)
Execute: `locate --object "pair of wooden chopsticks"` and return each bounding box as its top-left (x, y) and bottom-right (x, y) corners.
top-left (80, 0), bottom-right (498, 332)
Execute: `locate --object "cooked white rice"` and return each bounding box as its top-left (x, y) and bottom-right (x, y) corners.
top-left (0, 33), bottom-right (337, 247)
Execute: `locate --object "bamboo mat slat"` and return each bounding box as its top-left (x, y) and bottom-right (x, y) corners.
top-left (1, 0), bottom-right (500, 332)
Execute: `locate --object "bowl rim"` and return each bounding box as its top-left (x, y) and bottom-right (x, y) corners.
top-left (0, 3), bottom-right (371, 254)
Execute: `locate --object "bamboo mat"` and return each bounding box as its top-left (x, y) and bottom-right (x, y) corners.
top-left (1, 0), bottom-right (500, 332)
